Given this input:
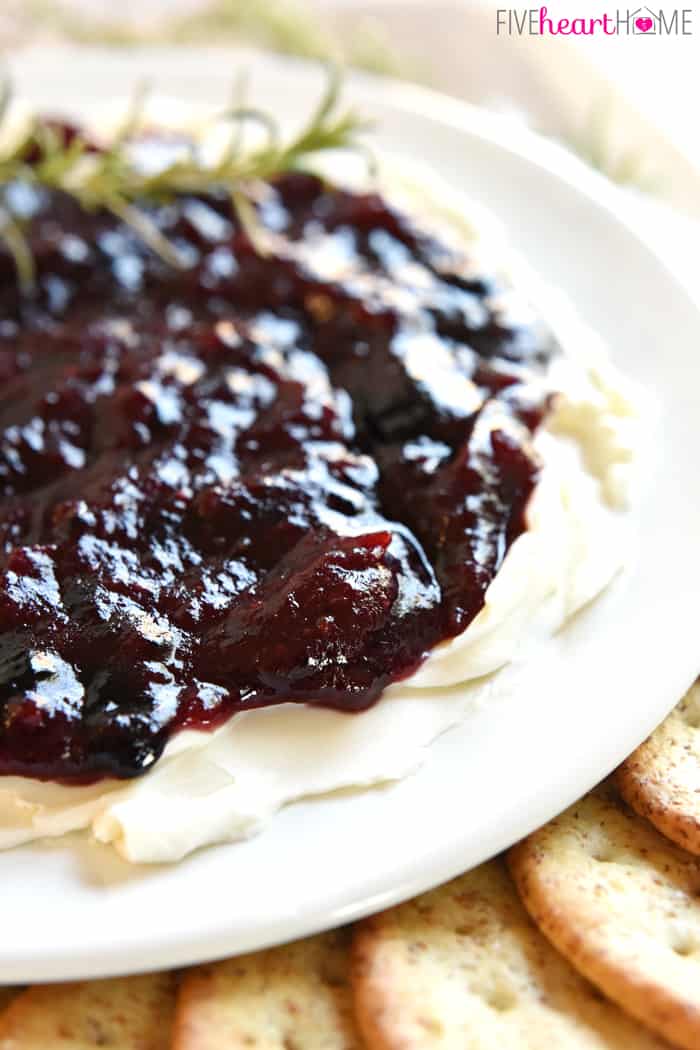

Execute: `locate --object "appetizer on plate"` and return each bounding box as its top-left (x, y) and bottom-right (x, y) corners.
top-left (0, 74), bottom-right (641, 862)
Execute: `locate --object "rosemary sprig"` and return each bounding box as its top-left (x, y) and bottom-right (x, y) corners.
top-left (0, 66), bottom-right (372, 293)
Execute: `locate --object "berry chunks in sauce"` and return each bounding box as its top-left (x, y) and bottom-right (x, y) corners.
top-left (0, 164), bottom-right (554, 782)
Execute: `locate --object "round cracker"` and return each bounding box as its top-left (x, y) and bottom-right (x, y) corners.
top-left (618, 681), bottom-right (700, 854)
top-left (173, 928), bottom-right (364, 1049)
top-left (509, 785), bottom-right (700, 1050)
top-left (0, 972), bottom-right (176, 1049)
top-left (0, 992), bottom-right (17, 1016)
top-left (351, 858), bottom-right (667, 1049)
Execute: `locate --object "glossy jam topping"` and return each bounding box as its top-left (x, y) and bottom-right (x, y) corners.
top-left (0, 156), bottom-right (555, 782)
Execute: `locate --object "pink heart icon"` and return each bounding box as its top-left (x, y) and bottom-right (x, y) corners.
top-left (635, 16), bottom-right (653, 31)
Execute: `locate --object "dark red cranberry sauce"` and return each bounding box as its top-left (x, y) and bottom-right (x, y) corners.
top-left (0, 162), bottom-right (556, 783)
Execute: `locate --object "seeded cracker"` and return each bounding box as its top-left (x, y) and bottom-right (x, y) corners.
top-left (509, 785), bottom-right (700, 1050)
top-left (173, 929), bottom-right (365, 1049)
top-left (0, 973), bottom-right (176, 1049)
top-left (351, 858), bottom-right (667, 1049)
top-left (0, 993), bottom-right (16, 1016)
top-left (618, 681), bottom-right (700, 854)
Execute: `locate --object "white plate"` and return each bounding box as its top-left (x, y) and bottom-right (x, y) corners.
top-left (2, 47), bottom-right (700, 984)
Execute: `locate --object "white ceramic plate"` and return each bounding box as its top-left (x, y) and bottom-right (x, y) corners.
top-left (2, 47), bottom-right (699, 984)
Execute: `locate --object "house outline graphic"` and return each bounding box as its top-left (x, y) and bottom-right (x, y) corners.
top-left (628, 5), bottom-right (661, 33)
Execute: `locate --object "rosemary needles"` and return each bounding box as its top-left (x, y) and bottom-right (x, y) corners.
top-left (0, 66), bottom-right (371, 293)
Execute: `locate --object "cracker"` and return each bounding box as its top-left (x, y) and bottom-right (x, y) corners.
top-left (509, 785), bottom-right (700, 1050)
top-left (0, 972), bottom-right (176, 1049)
top-left (617, 681), bottom-right (700, 854)
top-left (351, 858), bottom-right (666, 1049)
top-left (0, 992), bottom-right (17, 1016)
top-left (173, 928), bottom-right (364, 1049)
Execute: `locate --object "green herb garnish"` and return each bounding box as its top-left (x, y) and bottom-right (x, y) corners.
top-left (0, 66), bottom-right (372, 294)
